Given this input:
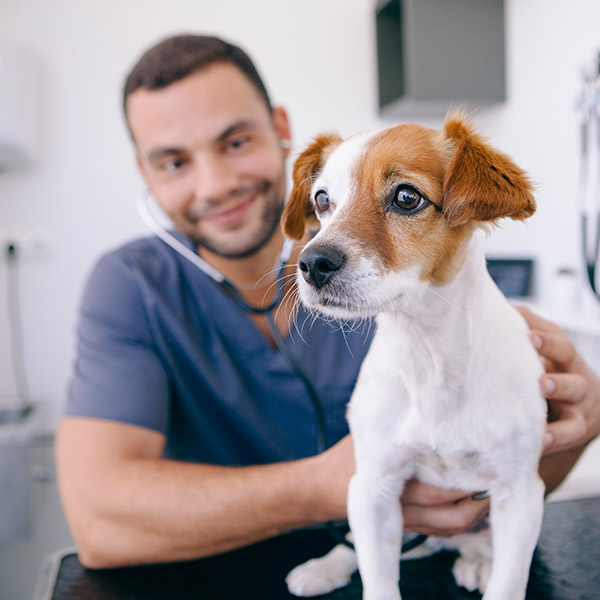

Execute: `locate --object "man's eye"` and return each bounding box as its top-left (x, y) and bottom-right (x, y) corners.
top-left (161, 157), bottom-right (185, 173)
top-left (392, 185), bottom-right (430, 213)
top-left (314, 189), bottom-right (330, 213)
top-left (226, 137), bottom-right (249, 151)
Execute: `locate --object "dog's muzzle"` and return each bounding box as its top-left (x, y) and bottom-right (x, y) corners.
top-left (298, 245), bottom-right (345, 289)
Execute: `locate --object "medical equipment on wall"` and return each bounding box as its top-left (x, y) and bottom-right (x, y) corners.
top-left (0, 44), bottom-right (40, 172)
top-left (137, 191), bottom-right (428, 553)
top-left (576, 52), bottom-right (600, 301)
top-left (1, 43), bottom-right (39, 412)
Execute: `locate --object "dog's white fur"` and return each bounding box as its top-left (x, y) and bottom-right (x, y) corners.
top-left (282, 115), bottom-right (547, 600)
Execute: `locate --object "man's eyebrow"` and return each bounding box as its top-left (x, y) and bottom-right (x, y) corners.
top-left (146, 147), bottom-right (182, 163)
top-left (216, 120), bottom-right (257, 143)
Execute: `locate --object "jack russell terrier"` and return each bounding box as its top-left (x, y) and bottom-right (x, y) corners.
top-left (281, 113), bottom-right (547, 600)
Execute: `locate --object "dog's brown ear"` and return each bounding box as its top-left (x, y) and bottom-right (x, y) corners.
top-left (441, 113), bottom-right (535, 228)
top-left (282, 132), bottom-right (342, 240)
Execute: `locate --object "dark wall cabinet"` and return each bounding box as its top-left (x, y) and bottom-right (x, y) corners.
top-left (376, 0), bottom-right (506, 115)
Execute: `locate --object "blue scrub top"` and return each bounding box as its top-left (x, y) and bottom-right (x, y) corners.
top-left (66, 235), bottom-right (373, 467)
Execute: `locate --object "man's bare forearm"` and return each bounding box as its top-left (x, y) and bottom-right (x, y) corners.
top-left (77, 458), bottom-right (330, 567)
top-left (56, 418), bottom-right (348, 569)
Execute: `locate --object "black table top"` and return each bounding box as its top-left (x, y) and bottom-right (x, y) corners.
top-left (36, 496), bottom-right (600, 600)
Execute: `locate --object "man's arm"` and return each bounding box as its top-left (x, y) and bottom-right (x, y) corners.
top-left (518, 306), bottom-right (600, 493)
top-left (55, 417), bottom-right (351, 568)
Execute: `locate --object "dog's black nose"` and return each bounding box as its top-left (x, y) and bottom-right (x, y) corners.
top-left (298, 246), bottom-right (345, 289)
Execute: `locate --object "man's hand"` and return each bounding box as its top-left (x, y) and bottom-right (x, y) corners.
top-left (401, 481), bottom-right (489, 537)
top-left (517, 306), bottom-right (600, 494)
top-left (517, 306), bottom-right (600, 454)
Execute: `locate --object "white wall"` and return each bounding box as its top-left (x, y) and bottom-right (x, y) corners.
top-left (0, 0), bottom-right (599, 488)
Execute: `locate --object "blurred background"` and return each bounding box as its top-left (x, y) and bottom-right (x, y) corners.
top-left (1, 0), bottom-right (600, 597)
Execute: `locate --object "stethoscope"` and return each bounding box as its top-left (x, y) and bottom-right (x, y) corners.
top-left (137, 190), bottom-right (427, 553)
top-left (138, 190), bottom-right (331, 438)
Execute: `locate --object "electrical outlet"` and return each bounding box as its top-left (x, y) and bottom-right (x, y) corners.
top-left (1, 234), bottom-right (52, 260)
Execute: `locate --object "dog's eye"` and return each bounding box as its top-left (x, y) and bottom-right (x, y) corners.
top-left (392, 185), bottom-right (429, 214)
top-left (314, 190), bottom-right (330, 213)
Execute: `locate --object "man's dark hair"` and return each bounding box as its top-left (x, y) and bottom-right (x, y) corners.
top-left (123, 34), bottom-right (272, 136)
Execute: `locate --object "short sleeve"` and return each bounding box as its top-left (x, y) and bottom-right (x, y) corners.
top-left (65, 250), bottom-right (170, 433)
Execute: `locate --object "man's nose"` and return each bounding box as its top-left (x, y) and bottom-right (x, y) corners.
top-left (192, 153), bottom-right (236, 202)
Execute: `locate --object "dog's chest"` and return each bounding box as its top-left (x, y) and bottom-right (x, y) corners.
top-left (347, 324), bottom-right (546, 490)
top-left (409, 442), bottom-right (495, 490)
top-left (387, 402), bottom-right (504, 488)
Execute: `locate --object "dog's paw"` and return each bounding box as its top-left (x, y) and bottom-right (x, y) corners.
top-left (286, 545), bottom-right (358, 597)
top-left (286, 560), bottom-right (351, 597)
top-left (452, 555), bottom-right (491, 594)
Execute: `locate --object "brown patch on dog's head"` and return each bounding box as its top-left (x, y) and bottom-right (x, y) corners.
top-left (349, 115), bottom-right (536, 286)
top-left (442, 112), bottom-right (536, 227)
top-left (282, 133), bottom-right (342, 240)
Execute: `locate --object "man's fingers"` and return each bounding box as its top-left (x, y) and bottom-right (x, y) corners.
top-left (531, 330), bottom-right (577, 368)
top-left (403, 498), bottom-right (490, 537)
top-left (516, 306), bottom-right (581, 368)
top-left (401, 480), bottom-right (471, 506)
top-left (516, 305), bottom-right (559, 333)
top-left (541, 373), bottom-right (588, 403)
top-left (544, 410), bottom-right (587, 454)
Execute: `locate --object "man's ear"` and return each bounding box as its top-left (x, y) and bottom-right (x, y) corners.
top-left (272, 107), bottom-right (292, 159)
top-left (282, 132), bottom-right (341, 240)
top-left (442, 113), bottom-right (536, 228)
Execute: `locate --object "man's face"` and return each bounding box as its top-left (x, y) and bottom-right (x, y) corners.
top-left (127, 63), bottom-right (290, 259)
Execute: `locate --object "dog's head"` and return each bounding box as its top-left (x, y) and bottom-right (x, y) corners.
top-left (282, 113), bottom-right (535, 319)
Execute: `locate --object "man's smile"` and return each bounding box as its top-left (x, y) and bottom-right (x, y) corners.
top-left (187, 183), bottom-right (268, 228)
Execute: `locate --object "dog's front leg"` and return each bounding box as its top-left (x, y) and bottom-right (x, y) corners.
top-left (348, 468), bottom-right (406, 600)
top-left (483, 475), bottom-right (545, 600)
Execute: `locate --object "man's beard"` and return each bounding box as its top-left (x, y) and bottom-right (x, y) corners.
top-left (190, 182), bottom-right (285, 260)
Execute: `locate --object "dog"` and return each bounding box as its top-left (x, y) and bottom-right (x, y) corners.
top-left (281, 113), bottom-right (547, 600)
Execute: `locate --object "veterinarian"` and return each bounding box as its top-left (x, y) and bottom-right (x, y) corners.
top-left (56, 34), bottom-right (600, 570)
